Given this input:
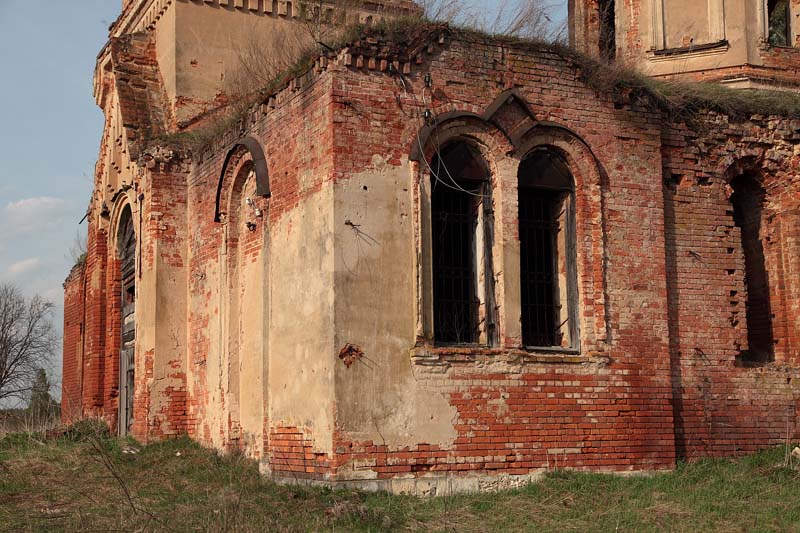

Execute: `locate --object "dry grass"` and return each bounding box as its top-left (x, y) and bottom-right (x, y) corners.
top-left (2, 430), bottom-right (800, 532)
top-left (152, 17), bottom-right (800, 155)
top-left (0, 408), bottom-right (60, 440)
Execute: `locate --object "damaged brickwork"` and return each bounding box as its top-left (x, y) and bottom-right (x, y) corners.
top-left (64, 0), bottom-right (800, 494)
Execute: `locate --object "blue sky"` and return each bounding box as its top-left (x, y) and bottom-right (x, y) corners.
top-left (0, 0), bottom-right (121, 297)
top-left (0, 1), bottom-right (120, 398)
top-left (0, 0), bottom-right (566, 398)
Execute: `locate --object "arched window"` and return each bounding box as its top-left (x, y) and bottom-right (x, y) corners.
top-left (518, 149), bottom-right (578, 349)
top-left (730, 173), bottom-right (773, 362)
top-left (117, 205), bottom-right (136, 435)
top-left (430, 141), bottom-right (493, 344)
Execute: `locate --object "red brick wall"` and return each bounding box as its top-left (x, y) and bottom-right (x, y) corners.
top-left (144, 165), bottom-right (190, 440)
top-left (322, 33), bottom-right (676, 479)
top-left (263, 32), bottom-right (798, 482)
top-left (103, 256), bottom-right (122, 430)
top-left (61, 264), bottom-right (86, 423)
top-left (662, 115), bottom-right (800, 458)
top-left (80, 220), bottom-right (109, 415)
top-left (64, 28), bottom-right (800, 484)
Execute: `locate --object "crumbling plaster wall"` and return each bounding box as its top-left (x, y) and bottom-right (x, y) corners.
top-left (134, 0), bottom-right (420, 126)
top-left (171, 1), bottom-right (315, 125)
top-left (67, 22), bottom-right (191, 436)
top-left (136, 158), bottom-right (190, 439)
top-left (326, 34), bottom-right (676, 483)
top-left (187, 71), bottom-right (337, 466)
top-left (64, 6), bottom-right (800, 489)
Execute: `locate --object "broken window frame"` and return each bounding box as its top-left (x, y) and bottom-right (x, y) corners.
top-left (429, 141), bottom-right (497, 347)
top-left (766, 0), bottom-right (792, 47)
top-left (518, 148), bottom-right (580, 352)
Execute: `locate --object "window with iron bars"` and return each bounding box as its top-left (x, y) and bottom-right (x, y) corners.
top-left (518, 149), bottom-right (579, 350)
top-left (430, 141), bottom-right (495, 345)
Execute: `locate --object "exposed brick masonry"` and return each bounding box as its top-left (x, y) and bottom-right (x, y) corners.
top-left (63, 23), bottom-right (800, 490)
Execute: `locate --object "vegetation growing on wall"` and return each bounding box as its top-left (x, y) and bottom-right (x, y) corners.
top-left (150, 9), bottom-right (800, 159)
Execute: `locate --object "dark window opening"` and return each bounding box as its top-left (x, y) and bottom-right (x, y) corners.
top-left (518, 149), bottom-right (578, 349)
top-left (731, 174), bottom-right (774, 363)
top-left (430, 142), bottom-right (490, 344)
top-left (598, 0), bottom-right (616, 61)
top-left (118, 206), bottom-right (136, 435)
top-left (768, 0), bottom-right (791, 47)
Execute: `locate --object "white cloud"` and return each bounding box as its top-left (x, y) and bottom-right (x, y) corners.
top-left (4, 195), bottom-right (67, 225)
top-left (7, 257), bottom-right (40, 276)
top-left (5, 196), bottom-right (65, 211)
top-left (0, 195), bottom-right (77, 242)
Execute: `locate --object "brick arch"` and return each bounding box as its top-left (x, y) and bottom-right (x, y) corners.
top-left (515, 124), bottom-right (604, 192)
top-left (409, 88), bottom-right (541, 162)
top-left (215, 136), bottom-right (269, 222)
top-left (717, 150), bottom-right (797, 188)
top-left (411, 115), bottom-right (511, 345)
top-left (721, 154), bottom-right (767, 183)
top-left (514, 124), bottom-right (610, 349)
top-left (107, 191), bottom-right (138, 254)
top-left (222, 157), bottom-right (256, 221)
top-left (412, 114), bottom-right (515, 175)
top-left (105, 194), bottom-right (140, 436)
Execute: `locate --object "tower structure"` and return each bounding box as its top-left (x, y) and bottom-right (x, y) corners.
top-left (569, 0), bottom-right (800, 89)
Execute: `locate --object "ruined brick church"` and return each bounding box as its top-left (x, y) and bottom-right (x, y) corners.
top-left (63, 0), bottom-right (800, 493)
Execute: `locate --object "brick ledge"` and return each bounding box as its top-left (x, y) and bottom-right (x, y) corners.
top-left (409, 345), bottom-right (611, 367)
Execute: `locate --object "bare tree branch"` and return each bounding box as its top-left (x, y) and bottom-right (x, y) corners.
top-left (0, 284), bottom-right (57, 404)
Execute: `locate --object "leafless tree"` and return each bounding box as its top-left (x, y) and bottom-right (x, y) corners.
top-left (0, 284), bottom-right (57, 405)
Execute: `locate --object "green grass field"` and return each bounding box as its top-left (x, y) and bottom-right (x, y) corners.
top-left (1, 427), bottom-right (799, 532)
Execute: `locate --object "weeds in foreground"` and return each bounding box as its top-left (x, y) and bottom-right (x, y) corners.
top-left (1, 430), bottom-right (799, 532)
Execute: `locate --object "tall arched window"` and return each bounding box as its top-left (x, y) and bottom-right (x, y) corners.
top-left (518, 149), bottom-right (578, 349)
top-left (730, 173), bottom-right (773, 362)
top-left (430, 141), bottom-right (493, 344)
top-left (117, 205), bottom-right (136, 435)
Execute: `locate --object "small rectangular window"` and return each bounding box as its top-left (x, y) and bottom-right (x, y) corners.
top-left (598, 0), bottom-right (615, 61)
top-left (768, 0), bottom-right (791, 47)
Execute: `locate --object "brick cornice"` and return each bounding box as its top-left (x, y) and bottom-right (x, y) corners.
top-left (111, 0), bottom-right (174, 37)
